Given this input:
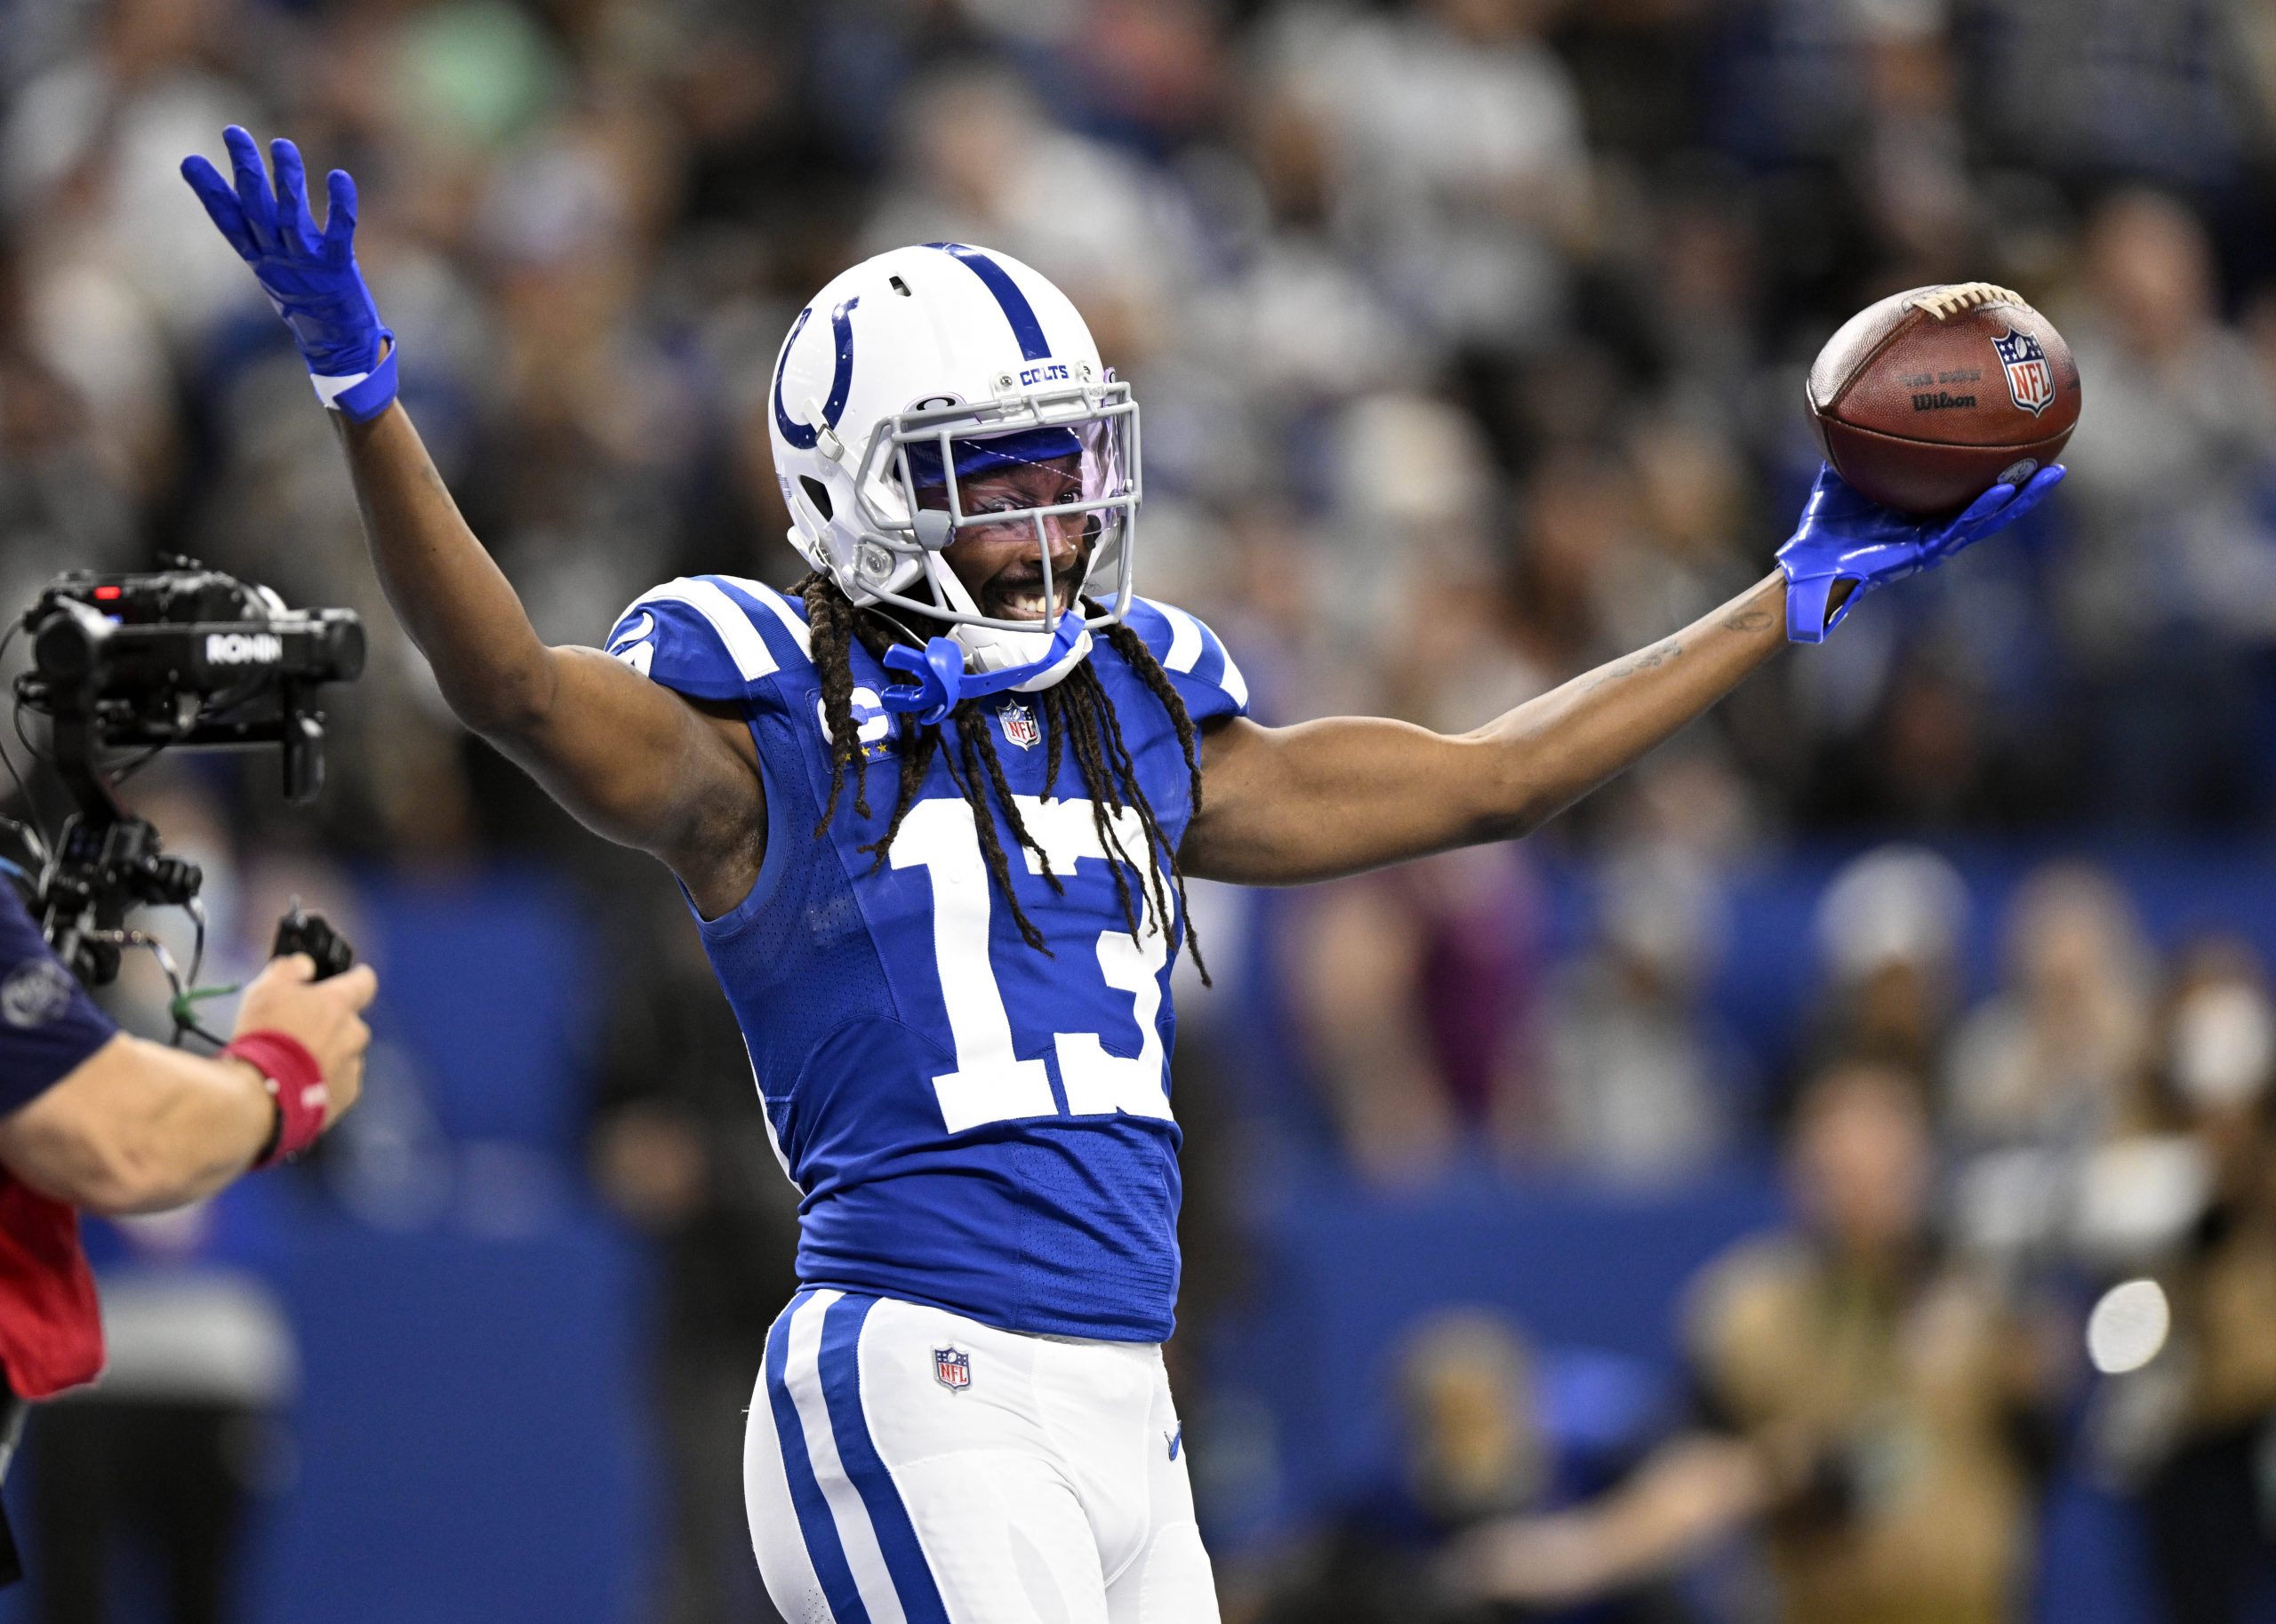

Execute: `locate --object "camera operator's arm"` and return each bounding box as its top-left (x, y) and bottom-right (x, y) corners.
top-left (8, 1041), bottom-right (266, 1216)
top-left (0, 949), bottom-right (375, 1216)
top-left (180, 130), bottom-right (763, 915)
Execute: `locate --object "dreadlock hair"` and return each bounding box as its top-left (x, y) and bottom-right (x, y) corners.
top-left (797, 569), bottom-right (1210, 983)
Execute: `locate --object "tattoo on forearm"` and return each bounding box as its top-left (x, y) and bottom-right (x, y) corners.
top-left (1583, 640), bottom-right (1684, 690)
top-left (1721, 610), bottom-right (1775, 632)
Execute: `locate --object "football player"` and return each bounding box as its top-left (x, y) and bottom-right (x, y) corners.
top-left (182, 129), bottom-right (2062, 1624)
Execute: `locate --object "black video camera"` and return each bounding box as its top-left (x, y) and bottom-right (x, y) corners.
top-left (7, 564), bottom-right (364, 991)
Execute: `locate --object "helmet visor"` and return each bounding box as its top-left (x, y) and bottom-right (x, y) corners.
top-left (858, 382), bottom-right (1139, 631)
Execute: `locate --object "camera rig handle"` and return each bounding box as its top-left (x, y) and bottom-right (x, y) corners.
top-left (273, 903), bottom-right (355, 981)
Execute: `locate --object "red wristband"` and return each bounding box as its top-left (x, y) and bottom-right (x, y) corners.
top-left (222, 1031), bottom-right (330, 1168)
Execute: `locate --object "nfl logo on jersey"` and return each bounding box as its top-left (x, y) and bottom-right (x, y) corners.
top-left (998, 700), bottom-right (1041, 751)
top-left (1992, 327), bottom-right (2055, 416)
top-left (934, 1346), bottom-right (972, 1391)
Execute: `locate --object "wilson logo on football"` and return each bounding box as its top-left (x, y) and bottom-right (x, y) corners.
top-left (1992, 328), bottom-right (2056, 417)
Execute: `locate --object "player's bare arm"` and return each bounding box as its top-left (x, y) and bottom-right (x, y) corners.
top-left (334, 404), bottom-right (765, 914)
top-left (1185, 572), bottom-right (1791, 885)
top-left (1186, 460), bottom-right (2063, 886)
top-left (181, 127), bottom-right (764, 916)
top-left (1192, 284), bottom-right (2078, 886)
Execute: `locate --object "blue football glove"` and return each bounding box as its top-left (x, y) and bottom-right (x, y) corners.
top-left (180, 126), bottom-right (397, 422)
top-left (1775, 462), bottom-right (2066, 644)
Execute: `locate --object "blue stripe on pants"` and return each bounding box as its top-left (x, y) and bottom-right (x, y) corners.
top-left (766, 1292), bottom-right (872, 1623)
top-left (818, 1295), bottom-right (952, 1624)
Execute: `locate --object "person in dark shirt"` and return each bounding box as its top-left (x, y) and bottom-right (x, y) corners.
top-left (1452, 1064), bottom-right (2062, 1624)
top-left (0, 882), bottom-right (374, 1583)
top-left (0, 885), bottom-right (375, 1229)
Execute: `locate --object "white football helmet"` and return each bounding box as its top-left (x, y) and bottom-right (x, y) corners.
top-left (768, 242), bottom-right (1140, 692)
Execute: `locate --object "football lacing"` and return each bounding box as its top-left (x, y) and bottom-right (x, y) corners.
top-left (1907, 283), bottom-right (2030, 321)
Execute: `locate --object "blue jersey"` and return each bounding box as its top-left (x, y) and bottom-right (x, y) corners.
top-left (605, 579), bottom-right (1248, 1343)
top-left (0, 884), bottom-right (116, 1114)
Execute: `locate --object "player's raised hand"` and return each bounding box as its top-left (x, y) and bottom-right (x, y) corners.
top-left (1775, 461), bottom-right (2065, 644)
top-left (180, 126), bottom-right (398, 422)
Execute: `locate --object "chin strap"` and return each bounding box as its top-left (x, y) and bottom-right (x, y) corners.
top-left (881, 611), bottom-right (1086, 725)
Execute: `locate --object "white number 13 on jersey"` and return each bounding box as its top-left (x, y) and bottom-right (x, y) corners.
top-left (890, 796), bottom-right (1174, 1133)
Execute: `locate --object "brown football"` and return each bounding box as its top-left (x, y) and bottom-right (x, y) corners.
top-left (1807, 283), bottom-right (2081, 516)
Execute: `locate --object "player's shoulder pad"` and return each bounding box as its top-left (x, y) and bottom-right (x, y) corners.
top-left (603, 575), bottom-right (813, 703)
top-left (1117, 596), bottom-right (1249, 724)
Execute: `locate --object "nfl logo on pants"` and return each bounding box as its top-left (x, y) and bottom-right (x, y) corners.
top-left (934, 1346), bottom-right (972, 1391)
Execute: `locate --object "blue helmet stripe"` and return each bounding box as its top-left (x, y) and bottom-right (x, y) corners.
top-left (925, 242), bottom-right (1051, 361)
top-left (773, 295), bottom-right (862, 450)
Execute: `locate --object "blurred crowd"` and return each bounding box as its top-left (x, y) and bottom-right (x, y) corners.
top-left (1248, 847), bottom-right (2276, 1624)
top-left (8, 0), bottom-right (2276, 856)
top-left (5, 0), bottom-right (2276, 1620)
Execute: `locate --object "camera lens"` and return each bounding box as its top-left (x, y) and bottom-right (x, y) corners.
top-left (31, 602), bottom-right (108, 682)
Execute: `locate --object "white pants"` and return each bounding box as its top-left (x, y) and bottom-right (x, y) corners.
top-left (745, 1289), bottom-right (1220, 1624)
